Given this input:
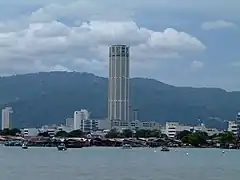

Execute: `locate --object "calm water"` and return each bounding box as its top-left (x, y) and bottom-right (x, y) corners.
top-left (0, 146), bottom-right (239, 180)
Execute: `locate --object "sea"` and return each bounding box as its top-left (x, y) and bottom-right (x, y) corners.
top-left (0, 146), bottom-right (239, 180)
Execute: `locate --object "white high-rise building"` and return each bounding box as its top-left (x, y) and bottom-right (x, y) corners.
top-left (73, 109), bottom-right (90, 131)
top-left (108, 45), bottom-right (130, 127)
top-left (1, 107), bottom-right (13, 130)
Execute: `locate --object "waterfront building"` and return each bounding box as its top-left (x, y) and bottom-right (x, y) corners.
top-left (73, 109), bottom-right (104, 132)
top-left (166, 122), bottom-right (179, 138)
top-left (228, 120), bottom-right (240, 136)
top-left (94, 119), bottom-right (111, 130)
top-left (22, 128), bottom-right (39, 137)
top-left (41, 125), bottom-right (56, 137)
top-left (1, 107), bottom-right (13, 130)
top-left (108, 45), bottom-right (130, 127)
top-left (227, 112), bottom-right (240, 136)
top-left (110, 119), bottom-right (161, 131)
top-left (165, 122), bottom-right (220, 138)
top-left (73, 109), bottom-right (90, 131)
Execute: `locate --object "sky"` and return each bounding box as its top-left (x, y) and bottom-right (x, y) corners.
top-left (0, 0), bottom-right (239, 91)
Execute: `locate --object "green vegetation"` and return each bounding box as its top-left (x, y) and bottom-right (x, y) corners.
top-left (135, 129), bottom-right (162, 138)
top-left (181, 131), bottom-right (208, 147)
top-left (105, 129), bottom-right (122, 138)
top-left (0, 128), bottom-right (21, 136)
top-left (53, 130), bottom-right (84, 138)
top-left (67, 130), bottom-right (84, 137)
top-left (176, 130), bottom-right (238, 147)
top-left (0, 72), bottom-right (239, 128)
top-left (37, 131), bottom-right (50, 137)
top-left (218, 132), bottom-right (235, 144)
top-left (55, 130), bottom-right (68, 137)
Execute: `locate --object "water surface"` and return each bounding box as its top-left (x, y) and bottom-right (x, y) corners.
top-left (0, 146), bottom-right (239, 180)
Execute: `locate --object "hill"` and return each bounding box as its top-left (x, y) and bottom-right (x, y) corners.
top-left (0, 72), bottom-right (239, 128)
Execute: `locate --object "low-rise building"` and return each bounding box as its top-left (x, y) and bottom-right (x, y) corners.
top-left (110, 120), bottom-right (161, 131)
top-left (165, 122), bottom-right (221, 138)
top-left (166, 122), bottom-right (179, 138)
top-left (22, 128), bottom-right (39, 137)
top-left (228, 120), bottom-right (240, 136)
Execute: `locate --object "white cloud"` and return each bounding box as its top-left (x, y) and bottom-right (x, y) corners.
top-left (0, 19), bottom-right (205, 76)
top-left (190, 60), bottom-right (204, 71)
top-left (30, 1), bottom-right (134, 23)
top-left (201, 20), bottom-right (237, 30)
top-left (50, 65), bottom-right (71, 72)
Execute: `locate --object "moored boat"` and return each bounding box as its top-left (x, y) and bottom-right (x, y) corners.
top-left (22, 143), bottom-right (28, 149)
top-left (161, 146), bottom-right (170, 152)
top-left (122, 144), bottom-right (132, 149)
top-left (57, 143), bottom-right (67, 151)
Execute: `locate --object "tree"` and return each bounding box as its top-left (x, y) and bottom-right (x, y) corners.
top-left (9, 128), bottom-right (21, 136)
top-left (105, 129), bottom-right (121, 138)
top-left (38, 131), bottom-right (50, 137)
top-left (55, 131), bottom-right (68, 137)
top-left (150, 129), bottom-right (161, 138)
top-left (135, 129), bottom-right (145, 138)
top-left (219, 132), bottom-right (235, 144)
top-left (0, 128), bottom-right (10, 136)
top-left (135, 129), bottom-right (161, 138)
top-left (181, 131), bottom-right (209, 147)
top-left (0, 128), bottom-right (21, 136)
top-left (68, 130), bottom-right (83, 137)
top-left (122, 129), bottom-right (133, 138)
top-left (160, 133), bottom-right (168, 139)
top-left (176, 130), bottom-right (192, 140)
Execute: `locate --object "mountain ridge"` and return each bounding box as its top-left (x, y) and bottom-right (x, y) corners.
top-left (0, 71), bottom-right (239, 128)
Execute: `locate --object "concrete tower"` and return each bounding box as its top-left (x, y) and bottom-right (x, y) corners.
top-left (108, 45), bottom-right (130, 125)
top-left (1, 107), bottom-right (13, 130)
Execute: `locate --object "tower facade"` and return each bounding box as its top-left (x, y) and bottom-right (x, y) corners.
top-left (1, 107), bottom-right (13, 130)
top-left (108, 45), bottom-right (130, 125)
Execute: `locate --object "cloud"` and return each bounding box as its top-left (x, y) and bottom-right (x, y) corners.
top-left (190, 60), bottom-right (204, 71)
top-left (231, 62), bottom-right (240, 67)
top-left (0, 0), bottom-right (239, 90)
top-left (201, 20), bottom-right (237, 30)
top-left (29, 1), bottom-right (134, 23)
top-left (0, 19), bottom-right (205, 76)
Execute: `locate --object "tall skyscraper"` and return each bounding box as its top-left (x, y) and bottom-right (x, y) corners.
top-left (108, 45), bottom-right (130, 125)
top-left (1, 107), bottom-right (13, 130)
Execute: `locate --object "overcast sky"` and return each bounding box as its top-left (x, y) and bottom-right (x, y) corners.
top-left (0, 0), bottom-right (239, 91)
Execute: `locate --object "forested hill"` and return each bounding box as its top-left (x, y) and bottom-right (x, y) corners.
top-left (0, 72), bottom-right (239, 128)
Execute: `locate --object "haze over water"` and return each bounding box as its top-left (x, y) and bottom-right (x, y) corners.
top-left (0, 147), bottom-right (239, 180)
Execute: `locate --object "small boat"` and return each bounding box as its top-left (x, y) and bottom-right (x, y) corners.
top-left (122, 144), bottom-right (132, 149)
top-left (57, 143), bottom-right (67, 151)
top-left (22, 143), bottom-right (28, 149)
top-left (161, 146), bottom-right (170, 152)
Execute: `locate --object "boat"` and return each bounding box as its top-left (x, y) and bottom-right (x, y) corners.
top-left (4, 141), bottom-right (21, 147)
top-left (57, 143), bottom-right (67, 151)
top-left (65, 139), bottom-right (84, 148)
top-left (22, 143), bottom-right (28, 149)
top-left (161, 146), bottom-right (170, 152)
top-left (122, 144), bottom-right (132, 149)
